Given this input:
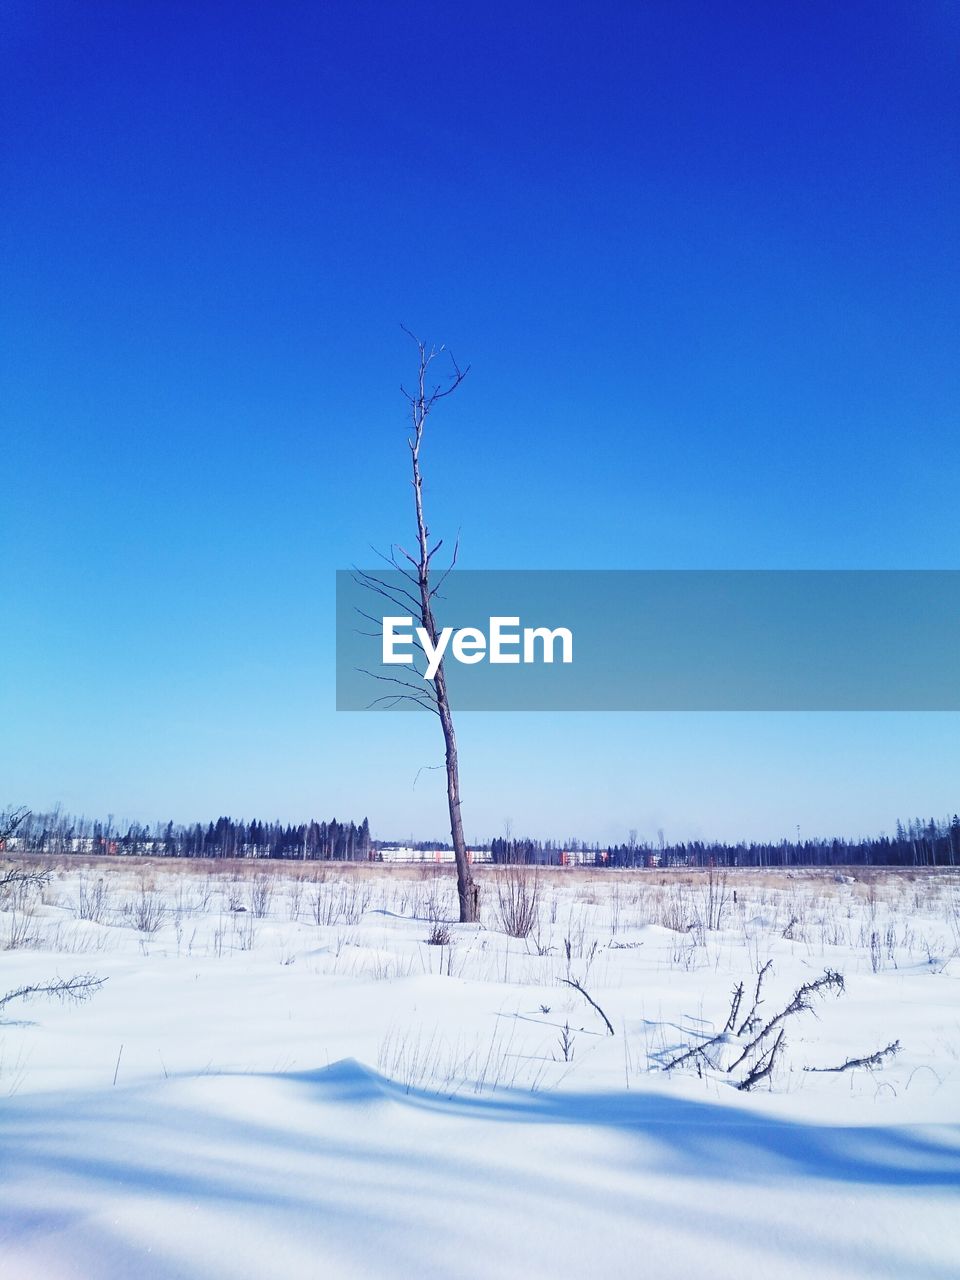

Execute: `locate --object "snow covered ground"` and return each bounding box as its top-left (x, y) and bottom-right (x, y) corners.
top-left (2, 859), bottom-right (960, 1278)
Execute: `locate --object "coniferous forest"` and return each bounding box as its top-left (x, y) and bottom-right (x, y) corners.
top-left (4, 808), bottom-right (959, 868)
top-left (4, 810), bottom-right (372, 861)
top-left (489, 816), bottom-right (960, 868)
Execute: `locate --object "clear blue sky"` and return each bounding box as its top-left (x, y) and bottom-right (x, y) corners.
top-left (2, 2), bottom-right (958, 843)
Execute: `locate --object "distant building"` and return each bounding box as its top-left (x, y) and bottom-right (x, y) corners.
top-left (377, 846), bottom-right (491, 864)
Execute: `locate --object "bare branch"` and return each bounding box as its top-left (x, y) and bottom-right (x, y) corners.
top-left (737, 958), bottom-right (773, 1035)
top-left (0, 973), bottom-right (106, 1012)
top-left (352, 568), bottom-right (422, 615)
top-left (352, 608), bottom-right (429, 665)
top-left (737, 1028), bottom-right (786, 1091)
top-left (561, 978), bottom-right (615, 1036)
top-left (0, 865), bottom-right (48, 894)
top-left (369, 543), bottom-right (419, 587)
top-left (357, 667), bottom-right (438, 700)
top-left (395, 544), bottom-right (421, 572)
top-left (413, 764), bottom-right (444, 789)
top-left (725, 982), bottom-right (744, 1033)
top-left (729, 969), bottom-right (844, 1073)
top-left (366, 693), bottom-right (438, 715)
top-left (662, 1037), bottom-right (721, 1073)
top-left (805, 1041), bottom-right (901, 1073)
top-left (663, 980), bottom-right (744, 1071)
top-left (430, 529), bottom-right (461, 598)
top-left (0, 806), bottom-right (30, 845)
top-left (358, 667), bottom-right (439, 716)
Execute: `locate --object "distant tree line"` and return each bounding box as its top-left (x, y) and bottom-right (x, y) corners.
top-left (4, 810), bottom-right (372, 861)
top-left (491, 816), bottom-right (960, 868)
top-left (5, 809), bottom-right (960, 869)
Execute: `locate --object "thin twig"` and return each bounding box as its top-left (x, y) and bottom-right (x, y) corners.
top-left (561, 978), bottom-right (614, 1036)
top-left (805, 1041), bottom-right (901, 1073)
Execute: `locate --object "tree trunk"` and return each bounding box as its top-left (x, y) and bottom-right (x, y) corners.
top-left (405, 334), bottom-right (477, 923)
top-left (410, 431), bottom-right (476, 922)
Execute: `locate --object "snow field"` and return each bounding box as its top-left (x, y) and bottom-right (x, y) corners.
top-left (1, 860), bottom-right (959, 1278)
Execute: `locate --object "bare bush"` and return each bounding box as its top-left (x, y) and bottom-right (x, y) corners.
top-left (231, 911), bottom-right (256, 951)
top-left (131, 885), bottom-right (166, 934)
top-left (76, 876), bottom-right (110, 924)
top-left (649, 883), bottom-right (696, 933)
top-left (287, 875), bottom-right (306, 921)
top-left (556, 1022), bottom-right (575, 1062)
top-left (309, 877), bottom-right (371, 927)
top-left (699, 868), bottom-right (731, 931)
top-left (377, 1022), bottom-right (548, 1096)
top-left (1, 864), bottom-right (47, 949)
top-left (310, 878), bottom-right (336, 926)
top-left (340, 879), bottom-right (372, 925)
top-left (663, 962), bottom-right (848, 1091)
top-left (727, 968), bottom-right (844, 1074)
top-left (248, 874), bottom-right (273, 919)
top-left (492, 865), bottom-right (541, 939)
top-left (3, 900), bottom-right (42, 950)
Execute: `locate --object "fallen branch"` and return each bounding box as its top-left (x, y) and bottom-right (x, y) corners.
top-left (0, 974), bottom-right (106, 1012)
top-left (736, 959), bottom-right (773, 1036)
top-left (805, 1040), bottom-right (901, 1073)
top-left (664, 980), bottom-right (745, 1071)
top-left (728, 969), bottom-right (844, 1073)
top-left (0, 866), bottom-right (49, 894)
top-left (737, 1028), bottom-right (785, 1091)
top-left (724, 981), bottom-right (744, 1033)
top-left (663, 1038), bottom-right (716, 1072)
top-left (561, 978), bottom-right (614, 1036)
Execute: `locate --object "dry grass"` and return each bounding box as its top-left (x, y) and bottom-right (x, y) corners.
top-left (6, 853), bottom-right (960, 897)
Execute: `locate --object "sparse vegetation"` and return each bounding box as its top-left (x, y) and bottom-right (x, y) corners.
top-left (662, 962), bottom-right (864, 1091)
top-left (492, 864), bottom-right (541, 938)
top-left (0, 858), bottom-right (953, 1100)
top-left (131, 884), bottom-right (166, 934)
top-left (248, 873), bottom-right (274, 920)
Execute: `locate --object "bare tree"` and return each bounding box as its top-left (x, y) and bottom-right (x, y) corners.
top-left (356, 331), bottom-right (477, 923)
top-left (0, 806), bottom-right (29, 847)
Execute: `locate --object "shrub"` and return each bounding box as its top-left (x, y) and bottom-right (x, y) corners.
top-left (493, 864), bottom-right (541, 939)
